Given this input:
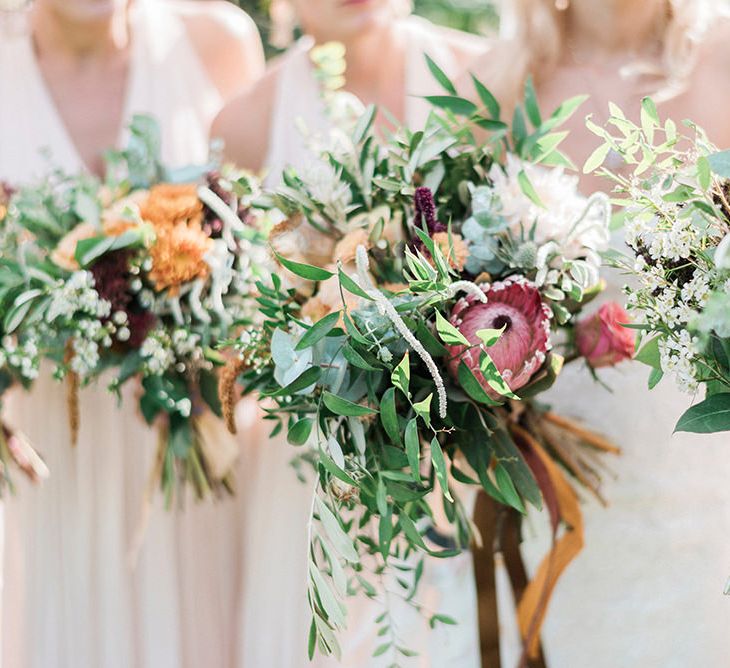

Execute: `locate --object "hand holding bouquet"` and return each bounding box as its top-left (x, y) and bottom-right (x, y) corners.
top-left (224, 65), bottom-right (629, 660)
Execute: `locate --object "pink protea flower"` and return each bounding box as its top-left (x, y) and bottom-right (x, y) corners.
top-left (447, 277), bottom-right (552, 399)
top-left (576, 302), bottom-right (635, 368)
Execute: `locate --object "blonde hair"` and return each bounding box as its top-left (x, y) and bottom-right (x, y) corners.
top-left (498, 0), bottom-right (716, 101)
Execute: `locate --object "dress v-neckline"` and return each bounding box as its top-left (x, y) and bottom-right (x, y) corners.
top-left (22, 13), bottom-right (139, 176)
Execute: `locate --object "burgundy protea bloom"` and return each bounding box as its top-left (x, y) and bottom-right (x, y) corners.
top-left (447, 277), bottom-right (552, 399)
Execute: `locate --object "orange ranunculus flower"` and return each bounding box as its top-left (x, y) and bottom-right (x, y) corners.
top-left (140, 183), bottom-right (203, 229)
top-left (101, 190), bottom-right (149, 236)
top-left (148, 221), bottom-right (213, 294)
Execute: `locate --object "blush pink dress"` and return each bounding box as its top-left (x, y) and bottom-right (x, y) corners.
top-left (0, 3), bottom-right (248, 667)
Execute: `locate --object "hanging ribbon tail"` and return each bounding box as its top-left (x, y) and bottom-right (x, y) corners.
top-left (510, 422), bottom-right (585, 661)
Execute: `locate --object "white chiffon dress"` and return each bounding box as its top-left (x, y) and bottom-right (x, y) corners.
top-left (518, 236), bottom-right (730, 666)
top-left (236, 18), bottom-right (487, 668)
top-left (0, 3), bottom-right (248, 667)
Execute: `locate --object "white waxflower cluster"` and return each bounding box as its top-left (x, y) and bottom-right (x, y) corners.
top-left (140, 328), bottom-right (203, 376)
top-left (46, 271), bottom-right (111, 323)
top-left (171, 328), bottom-right (201, 357)
top-left (658, 330), bottom-right (699, 393)
top-left (0, 335), bottom-right (40, 381)
top-left (236, 327), bottom-right (268, 373)
top-left (140, 331), bottom-right (175, 375)
top-left (620, 169), bottom-right (730, 395)
top-left (70, 336), bottom-right (100, 378)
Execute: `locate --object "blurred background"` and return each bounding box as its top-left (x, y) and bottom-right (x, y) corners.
top-left (229, 0), bottom-right (499, 57)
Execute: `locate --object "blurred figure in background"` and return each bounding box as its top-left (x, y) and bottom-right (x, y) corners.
top-left (0, 1), bottom-right (263, 666)
top-left (474, 1), bottom-right (730, 665)
top-left (213, 1), bottom-right (491, 666)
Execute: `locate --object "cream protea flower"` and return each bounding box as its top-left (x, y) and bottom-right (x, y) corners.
top-left (489, 154), bottom-right (609, 257)
top-left (447, 277), bottom-right (552, 399)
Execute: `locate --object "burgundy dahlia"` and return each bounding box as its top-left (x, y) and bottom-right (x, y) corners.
top-left (447, 277), bottom-right (552, 399)
top-left (90, 250), bottom-right (155, 349)
top-left (90, 250), bottom-right (133, 312)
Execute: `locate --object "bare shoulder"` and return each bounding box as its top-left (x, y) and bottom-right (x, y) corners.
top-left (166, 0), bottom-right (265, 100)
top-left (211, 53), bottom-right (290, 171)
top-left (696, 16), bottom-right (730, 68)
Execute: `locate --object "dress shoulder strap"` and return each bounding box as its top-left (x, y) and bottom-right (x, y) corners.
top-left (264, 37), bottom-right (330, 186)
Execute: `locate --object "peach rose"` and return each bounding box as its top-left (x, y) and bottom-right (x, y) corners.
top-left (334, 228), bottom-right (370, 264)
top-left (431, 232), bottom-right (469, 271)
top-left (50, 222), bottom-right (99, 271)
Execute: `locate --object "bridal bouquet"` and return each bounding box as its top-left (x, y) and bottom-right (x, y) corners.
top-left (586, 100), bottom-right (730, 433)
top-left (0, 116), bottom-right (267, 500)
top-left (224, 66), bottom-right (630, 661)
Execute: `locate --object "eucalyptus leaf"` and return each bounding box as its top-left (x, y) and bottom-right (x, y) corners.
top-left (424, 95), bottom-right (478, 117)
top-left (675, 393), bottom-right (730, 433)
top-left (425, 54), bottom-right (457, 96)
top-left (430, 438), bottom-right (453, 502)
top-left (322, 391), bottom-right (378, 417)
top-left (296, 311), bottom-right (341, 351)
top-left (405, 418), bottom-right (421, 481)
top-left (470, 74), bottom-right (500, 119)
top-left (315, 496), bottom-right (359, 562)
top-left (288, 418), bottom-right (314, 446)
top-left (380, 387), bottom-right (401, 446)
top-left (274, 252), bottom-right (333, 281)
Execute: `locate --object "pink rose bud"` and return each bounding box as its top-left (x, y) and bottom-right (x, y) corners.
top-left (576, 302), bottom-right (635, 368)
top-left (447, 277), bottom-right (552, 400)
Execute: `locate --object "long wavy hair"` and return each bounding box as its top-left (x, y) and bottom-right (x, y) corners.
top-left (497, 0), bottom-right (719, 101)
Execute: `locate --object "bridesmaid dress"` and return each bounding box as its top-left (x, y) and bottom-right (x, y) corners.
top-left (237, 17), bottom-right (486, 668)
top-left (516, 241), bottom-right (730, 667)
top-left (0, 3), bottom-right (247, 667)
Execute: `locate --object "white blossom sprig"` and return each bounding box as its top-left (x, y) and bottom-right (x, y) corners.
top-left (354, 245), bottom-right (448, 418)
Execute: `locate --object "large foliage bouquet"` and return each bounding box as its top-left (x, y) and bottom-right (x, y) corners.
top-left (0, 116), bottom-right (267, 500)
top-left (224, 65), bottom-right (630, 661)
top-left (586, 100), bottom-right (730, 434)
